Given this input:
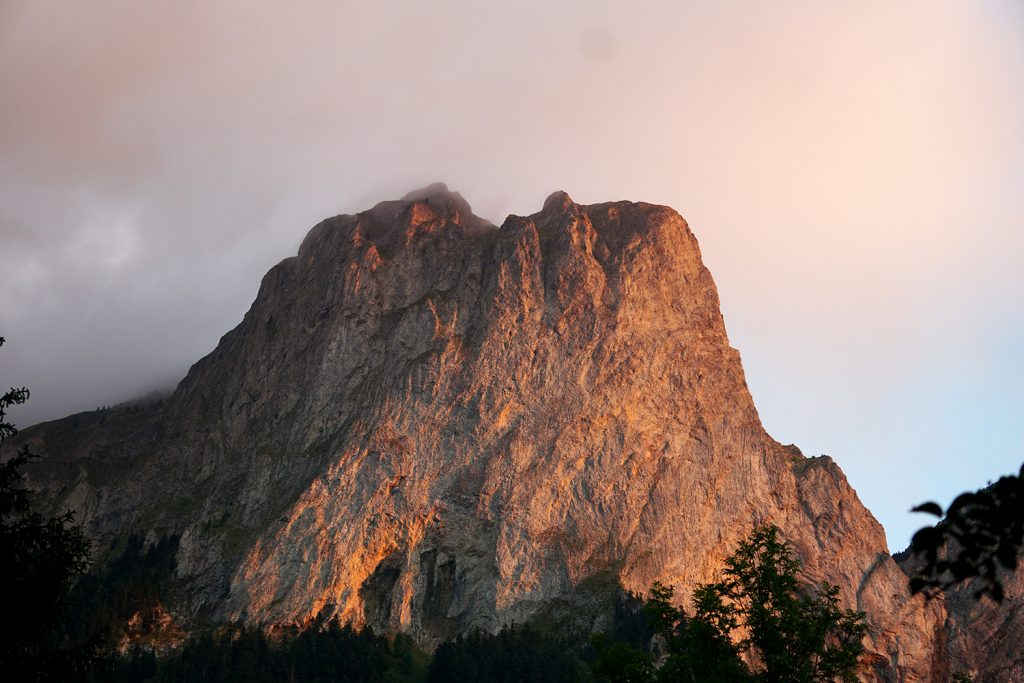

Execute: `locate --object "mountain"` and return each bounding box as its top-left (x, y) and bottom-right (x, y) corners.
top-left (15, 185), bottom-right (1017, 679)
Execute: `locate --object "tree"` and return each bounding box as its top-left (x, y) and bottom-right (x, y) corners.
top-left (640, 582), bottom-right (748, 682)
top-left (0, 336), bottom-right (93, 679)
top-left (0, 337), bottom-right (29, 443)
top-left (647, 525), bottom-right (866, 682)
top-left (428, 626), bottom-right (589, 683)
top-left (909, 464), bottom-right (1024, 602)
top-left (591, 633), bottom-right (655, 683)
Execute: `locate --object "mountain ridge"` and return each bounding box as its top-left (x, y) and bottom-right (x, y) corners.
top-left (14, 185), bottom-right (1018, 679)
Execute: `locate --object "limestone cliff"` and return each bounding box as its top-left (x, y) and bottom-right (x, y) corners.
top-left (17, 185), bottom-right (1008, 679)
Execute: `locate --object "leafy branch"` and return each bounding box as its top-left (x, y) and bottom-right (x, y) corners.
top-left (909, 465), bottom-right (1024, 602)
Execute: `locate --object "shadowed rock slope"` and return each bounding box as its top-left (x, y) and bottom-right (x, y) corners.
top-left (20, 185), bottom-right (1007, 679)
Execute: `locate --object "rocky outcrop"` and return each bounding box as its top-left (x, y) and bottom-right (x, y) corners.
top-left (116, 604), bottom-right (188, 657)
top-left (17, 184), bottom-right (1010, 678)
top-left (943, 573), bottom-right (1024, 680)
top-left (895, 550), bottom-right (1024, 681)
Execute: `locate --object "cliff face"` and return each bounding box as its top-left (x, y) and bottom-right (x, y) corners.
top-left (896, 549), bottom-right (1024, 681)
top-left (944, 574), bottom-right (1024, 680)
top-left (20, 185), bottom-right (1000, 679)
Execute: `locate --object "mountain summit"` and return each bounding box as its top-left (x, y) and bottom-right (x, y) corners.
top-left (20, 188), bottom-right (1016, 679)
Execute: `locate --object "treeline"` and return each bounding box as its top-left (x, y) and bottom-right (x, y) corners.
top-left (102, 621), bottom-right (607, 683)
top-left (429, 627), bottom-right (592, 683)
top-left (99, 621), bottom-right (427, 683)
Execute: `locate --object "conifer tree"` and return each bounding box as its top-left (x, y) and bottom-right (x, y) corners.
top-left (642, 525), bottom-right (866, 682)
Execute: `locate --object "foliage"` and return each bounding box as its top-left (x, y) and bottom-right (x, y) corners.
top-left (641, 582), bottom-right (749, 682)
top-left (105, 619), bottom-right (429, 683)
top-left (0, 336), bottom-right (95, 679)
top-left (428, 625), bottom-right (591, 683)
top-left (909, 464), bottom-right (1024, 602)
top-left (0, 336), bottom-right (29, 443)
top-left (600, 525), bottom-right (867, 683)
top-left (590, 635), bottom-right (653, 683)
top-left (687, 525), bottom-right (866, 682)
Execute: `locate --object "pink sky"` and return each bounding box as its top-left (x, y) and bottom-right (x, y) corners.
top-left (1, 1), bottom-right (1022, 549)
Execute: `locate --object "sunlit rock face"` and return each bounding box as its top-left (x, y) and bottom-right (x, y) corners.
top-left (23, 184), bottom-right (1002, 679)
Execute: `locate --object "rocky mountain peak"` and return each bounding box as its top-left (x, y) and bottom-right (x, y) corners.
top-left (541, 189), bottom-right (575, 214)
top-left (400, 181), bottom-right (472, 207)
top-left (17, 187), bottom-right (1015, 679)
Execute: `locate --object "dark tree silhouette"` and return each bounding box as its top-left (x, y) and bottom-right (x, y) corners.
top-left (0, 337), bottom-right (29, 442)
top-left (109, 618), bottom-right (429, 682)
top-left (626, 525), bottom-right (866, 682)
top-left (909, 464), bottom-right (1024, 602)
top-left (429, 626), bottom-right (589, 683)
top-left (0, 336), bottom-right (93, 680)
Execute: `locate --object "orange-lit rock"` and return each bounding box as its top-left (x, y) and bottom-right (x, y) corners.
top-left (17, 184), bottom-right (1014, 679)
top-left (116, 603), bottom-right (187, 657)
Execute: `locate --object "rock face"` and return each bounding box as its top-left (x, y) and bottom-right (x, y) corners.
top-left (899, 554), bottom-right (1024, 681)
top-left (17, 185), bottom-right (1012, 679)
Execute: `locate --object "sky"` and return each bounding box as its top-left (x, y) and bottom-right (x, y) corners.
top-left (1, 0), bottom-right (1021, 551)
